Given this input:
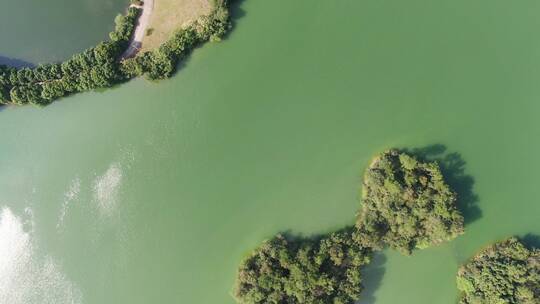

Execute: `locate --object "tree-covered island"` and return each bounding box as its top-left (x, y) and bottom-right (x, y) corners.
top-left (457, 237), bottom-right (539, 304)
top-left (356, 150), bottom-right (465, 255)
top-left (234, 150), bottom-right (466, 304)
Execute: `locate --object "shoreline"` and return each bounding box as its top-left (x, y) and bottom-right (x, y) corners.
top-left (0, 0), bottom-right (230, 105)
top-left (121, 0), bottom-right (155, 59)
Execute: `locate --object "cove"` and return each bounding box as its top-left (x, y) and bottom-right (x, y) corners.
top-left (0, 0), bottom-right (539, 303)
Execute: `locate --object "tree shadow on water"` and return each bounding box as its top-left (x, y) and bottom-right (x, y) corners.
top-left (520, 233), bottom-right (540, 249)
top-left (279, 226), bottom-right (356, 248)
top-left (230, 0), bottom-right (247, 22)
top-left (0, 55), bottom-right (35, 68)
top-left (405, 144), bottom-right (482, 226)
top-left (221, 0), bottom-right (247, 40)
top-left (358, 252), bottom-right (387, 304)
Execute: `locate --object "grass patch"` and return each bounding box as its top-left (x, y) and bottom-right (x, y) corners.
top-left (140, 0), bottom-right (213, 52)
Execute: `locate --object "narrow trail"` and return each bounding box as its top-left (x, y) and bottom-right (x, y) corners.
top-left (121, 0), bottom-right (154, 59)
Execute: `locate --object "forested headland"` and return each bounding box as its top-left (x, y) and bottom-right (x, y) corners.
top-left (0, 0), bottom-right (231, 106)
top-left (234, 150), bottom-right (466, 304)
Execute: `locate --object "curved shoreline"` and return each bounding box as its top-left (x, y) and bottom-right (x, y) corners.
top-left (0, 0), bottom-right (230, 106)
top-left (121, 0), bottom-right (154, 59)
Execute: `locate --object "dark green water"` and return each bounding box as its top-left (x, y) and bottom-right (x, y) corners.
top-left (0, 0), bottom-right (539, 303)
top-left (0, 0), bottom-right (126, 65)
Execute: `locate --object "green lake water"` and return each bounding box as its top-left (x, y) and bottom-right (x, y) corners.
top-left (1, 0), bottom-right (539, 303)
top-left (0, 0), bottom-right (126, 65)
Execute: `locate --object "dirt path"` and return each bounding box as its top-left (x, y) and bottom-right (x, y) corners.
top-left (121, 0), bottom-right (154, 59)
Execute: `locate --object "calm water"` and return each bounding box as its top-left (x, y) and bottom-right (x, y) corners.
top-left (1, 0), bottom-right (540, 303)
top-left (0, 0), bottom-right (126, 65)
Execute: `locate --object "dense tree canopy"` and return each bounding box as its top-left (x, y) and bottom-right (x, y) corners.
top-left (234, 229), bottom-right (371, 304)
top-left (457, 238), bottom-right (539, 304)
top-left (355, 150), bottom-right (464, 255)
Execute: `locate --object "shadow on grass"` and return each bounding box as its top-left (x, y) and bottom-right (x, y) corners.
top-left (405, 144), bottom-right (482, 226)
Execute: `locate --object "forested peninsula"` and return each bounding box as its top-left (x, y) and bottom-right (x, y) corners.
top-left (0, 0), bottom-right (230, 106)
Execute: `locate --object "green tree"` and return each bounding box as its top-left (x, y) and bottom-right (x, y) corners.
top-left (0, 1), bottom-right (231, 105)
top-left (356, 150), bottom-right (464, 255)
top-left (234, 229), bottom-right (371, 304)
top-left (457, 238), bottom-right (539, 304)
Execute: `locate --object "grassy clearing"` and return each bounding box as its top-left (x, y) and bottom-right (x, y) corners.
top-left (140, 0), bottom-right (213, 52)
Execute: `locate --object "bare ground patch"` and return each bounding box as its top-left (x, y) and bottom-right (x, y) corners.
top-left (140, 0), bottom-right (213, 52)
